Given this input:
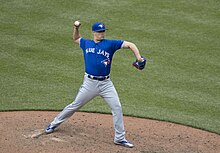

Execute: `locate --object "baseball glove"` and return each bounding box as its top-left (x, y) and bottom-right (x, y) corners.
top-left (132, 56), bottom-right (146, 70)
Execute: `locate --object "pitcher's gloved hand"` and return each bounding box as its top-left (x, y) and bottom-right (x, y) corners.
top-left (132, 56), bottom-right (146, 70)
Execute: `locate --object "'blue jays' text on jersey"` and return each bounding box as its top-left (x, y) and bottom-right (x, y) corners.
top-left (80, 38), bottom-right (124, 76)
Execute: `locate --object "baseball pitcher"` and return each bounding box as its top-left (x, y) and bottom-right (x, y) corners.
top-left (45, 21), bottom-right (146, 148)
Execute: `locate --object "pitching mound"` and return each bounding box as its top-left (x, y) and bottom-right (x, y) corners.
top-left (0, 111), bottom-right (219, 153)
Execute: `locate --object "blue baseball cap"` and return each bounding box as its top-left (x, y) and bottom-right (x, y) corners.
top-left (92, 22), bottom-right (108, 32)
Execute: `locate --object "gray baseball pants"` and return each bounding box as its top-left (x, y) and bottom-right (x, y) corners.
top-left (49, 74), bottom-right (126, 142)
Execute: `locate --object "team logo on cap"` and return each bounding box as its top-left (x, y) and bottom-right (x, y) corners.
top-left (98, 24), bottom-right (103, 28)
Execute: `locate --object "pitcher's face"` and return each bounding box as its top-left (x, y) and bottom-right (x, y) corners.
top-left (93, 30), bottom-right (105, 41)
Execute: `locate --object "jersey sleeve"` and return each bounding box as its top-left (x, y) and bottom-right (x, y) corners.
top-left (80, 38), bottom-right (85, 50)
top-left (112, 40), bottom-right (124, 51)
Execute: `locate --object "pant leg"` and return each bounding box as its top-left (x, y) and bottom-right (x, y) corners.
top-left (50, 76), bottom-right (98, 127)
top-left (99, 79), bottom-right (125, 142)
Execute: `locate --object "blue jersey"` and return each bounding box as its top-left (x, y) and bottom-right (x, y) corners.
top-left (80, 38), bottom-right (124, 76)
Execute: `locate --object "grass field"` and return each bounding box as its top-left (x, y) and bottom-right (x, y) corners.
top-left (0, 0), bottom-right (219, 134)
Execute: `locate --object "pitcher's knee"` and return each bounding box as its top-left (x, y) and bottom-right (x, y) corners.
top-left (65, 102), bottom-right (82, 111)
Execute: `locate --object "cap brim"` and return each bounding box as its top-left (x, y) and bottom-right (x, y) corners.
top-left (93, 28), bottom-right (108, 32)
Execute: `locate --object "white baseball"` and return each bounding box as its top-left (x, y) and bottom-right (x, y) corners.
top-left (74, 21), bottom-right (80, 26)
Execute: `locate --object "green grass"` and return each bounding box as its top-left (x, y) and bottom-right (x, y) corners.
top-left (0, 0), bottom-right (219, 134)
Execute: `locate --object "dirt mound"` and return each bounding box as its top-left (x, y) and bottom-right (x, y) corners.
top-left (0, 111), bottom-right (219, 153)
